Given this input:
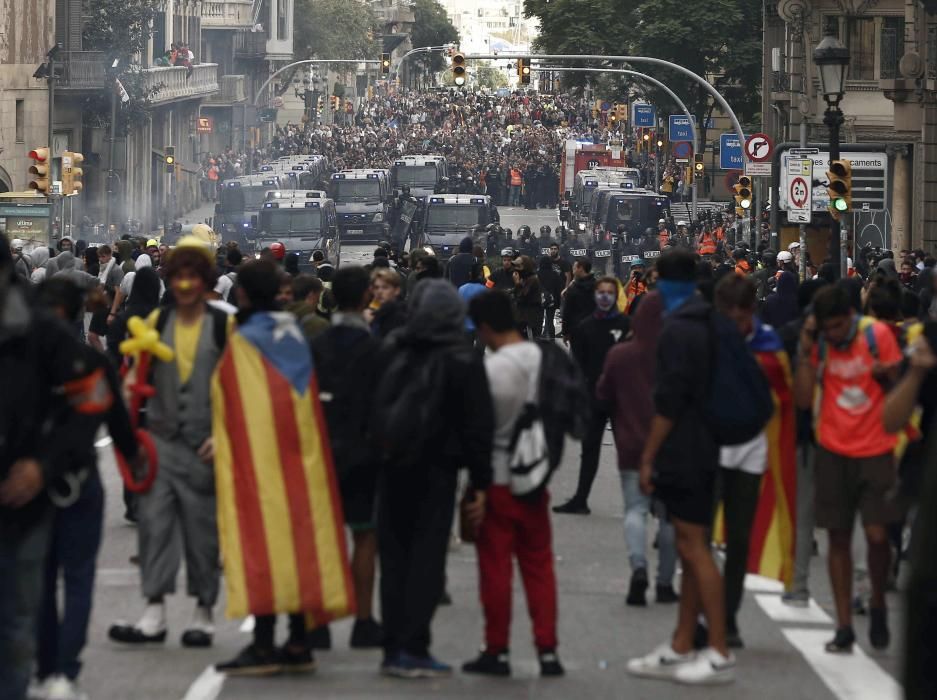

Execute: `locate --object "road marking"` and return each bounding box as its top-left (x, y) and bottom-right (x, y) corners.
top-left (181, 666), bottom-right (225, 700)
top-left (755, 593), bottom-right (833, 625)
top-left (782, 628), bottom-right (902, 700)
top-left (744, 573), bottom-right (785, 593)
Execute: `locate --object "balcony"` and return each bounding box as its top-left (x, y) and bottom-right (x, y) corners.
top-left (202, 0), bottom-right (254, 29)
top-left (233, 30), bottom-right (268, 58)
top-left (204, 75), bottom-right (247, 105)
top-left (58, 52), bottom-right (219, 105)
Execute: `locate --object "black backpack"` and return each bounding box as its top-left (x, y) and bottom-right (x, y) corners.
top-left (371, 345), bottom-right (449, 465)
top-left (703, 310), bottom-right (774, 446)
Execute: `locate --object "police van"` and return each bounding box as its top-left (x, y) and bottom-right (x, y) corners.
top-left (421, 194), bottom-right (498, 261)
top-left (596, 189), bottom-right (669, 240)
top-left (328, 169), bottom-right (392, 244)
top-left (255, 190), bottom-right (340, 270)
top-left (215, 175), bottom-right (282, 246)
top-left (570, 167), bottom-right (641, 231)
top-left (260, 155), bottom-right (329, 190)
top-left (391, 156), bottom-right (448, 200)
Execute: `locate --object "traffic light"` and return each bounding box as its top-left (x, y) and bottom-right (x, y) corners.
top-left (826, 159), bottom-right (852, 220)
top-left (380, 53), bottom-right (391, 75)
top-left (656, 136), bottom-right (664, 148)
top-left (62, 150), bottom-right (84, 195)
top-left (27, 147), bottom-right (51, 194)
top-left (694, 154), bottom-right (705, 177)
top-left (608, 111), bottom-right (617, 126)
top-left (451, 53), bottom-right (466, 86)
top-left (734, 175), bottom-right (753, 211)
top-left (165, 146), bottom-right (175, 174)
top-left (518, 58), bottom-right (531, 85)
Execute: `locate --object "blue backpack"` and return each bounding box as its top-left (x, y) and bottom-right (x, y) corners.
top-left (704, 311), bottom-right (775, 446)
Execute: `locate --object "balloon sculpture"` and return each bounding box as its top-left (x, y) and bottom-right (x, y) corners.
top-left (116, 316), bottom-right (175, 493)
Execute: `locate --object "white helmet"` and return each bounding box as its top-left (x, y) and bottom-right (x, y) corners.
top-left (788, 241), bottom-right (801, 251)
top-left (777, 251), bottom-right (794, 263)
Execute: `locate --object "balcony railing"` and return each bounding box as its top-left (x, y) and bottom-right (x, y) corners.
top-left (204, 74), bottom-right (247, 104)
top-left (58, 52), bottom-right (219, 104)
top-left (233, 30), bottom-right (268, 58)
top-left (202, 0), bottom-right (254, 29)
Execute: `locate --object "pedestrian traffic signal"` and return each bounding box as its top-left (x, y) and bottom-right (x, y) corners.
top-left (380, 53), bottom-right (391, 75)
top-left (62, 150), bottom-right (84, 195)
top-left (165, 146), bottom-right (175, 174)
top-left (518, 59), bottom-right (531, 85)
top-left (734, 175), bottom-right (753, 210)
top-left (826, 159), bottom-right (852, 220)
top-left (27, 147), bottom-right (51, 194)
top-left (694, 154), bottom-right (705, 176)
top-left (451, 53), bottom-right (466, 86)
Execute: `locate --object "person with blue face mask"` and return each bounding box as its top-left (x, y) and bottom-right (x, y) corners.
top-left (554, 277), bottom-right (630, 515)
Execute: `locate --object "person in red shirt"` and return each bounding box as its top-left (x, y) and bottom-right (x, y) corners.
top-left (794, 284), bottom-right (903, 654)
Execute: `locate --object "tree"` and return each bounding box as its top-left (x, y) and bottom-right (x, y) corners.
top-left (409, 0), bottom-right (459, 76)
top-left (294, 0), bottom-right (378, 63)
top-left (475, 63), bottom-right (509, 90)
top-left (525, 0), bottom-right (762, 147)
top-left (82, 0), bottom-right (162, 60)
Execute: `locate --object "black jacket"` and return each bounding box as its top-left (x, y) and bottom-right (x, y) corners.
top-left (571, 313), bottom-right (631, 390)
top-left (311, 322), bottom-right (382, 482)
top-left (447, 252), bottom-right (475, 289)
top-left (370, 299), bottom-right (408, 339)
top-left (562, 275), bottom-right (596, 336)
top-left (653, 296), bottom-right (719, 487)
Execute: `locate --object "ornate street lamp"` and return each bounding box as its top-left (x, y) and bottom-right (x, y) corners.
top-left (814, 29), bottom-right (850, 278)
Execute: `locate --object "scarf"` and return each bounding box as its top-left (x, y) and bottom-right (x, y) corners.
top-left (657, 279), bottom-right (697, 314)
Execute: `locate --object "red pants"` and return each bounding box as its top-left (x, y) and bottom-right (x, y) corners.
top-left (476, 486), bottom-right (558, 652)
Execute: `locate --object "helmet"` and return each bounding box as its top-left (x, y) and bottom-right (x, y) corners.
top-left (555, 225), bottom-right (566, 237)
top-left (270, 242), bottom-right (286, 260)
top-left (777, 250), bottom-right (794, 263)
top-left (539, 225), bottom-right (551, 235)
top-left (644, 227), bottom-right (655, 237)
top-left (788, 241), bottom-right (801, 251)
top-left (504, 228), bottom-right (513, 239)
top-left (762, 250), bottom-right (777, 268)
top-left (617, 224), bottom-right (627, 234)
top-left (500, 247), bottom-right (516, 257)
top-left (518, 225), bottom-right (531, 238)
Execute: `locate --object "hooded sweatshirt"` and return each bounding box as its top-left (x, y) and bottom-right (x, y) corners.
top-left (446, 236), bottom-right (476, 289)
top-left (596, 292), bottom-right (662, 469)
top-left (116, 240), bottom-right (136, 274)
top-left (561, 275), bottom-right (596, 337)
top-left (762, 270), bottom-right (799, 329)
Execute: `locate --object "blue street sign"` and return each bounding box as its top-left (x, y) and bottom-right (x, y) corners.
top-left (719, 133), bottom-right (744, 170)
top-left (632, 103), bottom-right (656, 128)
top-left (673, 142), bottom-right (692, 160)
top-left (669, 115), bottom-right (693, 142)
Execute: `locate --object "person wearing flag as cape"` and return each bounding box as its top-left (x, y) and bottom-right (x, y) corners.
top-left (713, 273), bottom-right (796, 649)
top-left (212, 260), bottom-right (355, 675)
top-left (109, 237), bottom-right (232, 649)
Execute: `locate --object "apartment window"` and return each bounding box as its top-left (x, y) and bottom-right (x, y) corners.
top-left (846, 17), bottom-right (876, 80)
top-left (15, 100), bottom-right (24, 143)
top-left (880, 17), bottom-right (904, 80)
top-left (278, 0), bottom-right (287, 40)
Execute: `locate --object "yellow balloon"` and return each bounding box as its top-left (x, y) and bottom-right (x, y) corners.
top-left (119, 315), bottom-right (175, 362)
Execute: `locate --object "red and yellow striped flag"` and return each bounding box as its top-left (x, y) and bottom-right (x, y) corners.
top-left (212, 315), bottom-right (355, 623)
top-left (747, 347), bottom-right (797, 586)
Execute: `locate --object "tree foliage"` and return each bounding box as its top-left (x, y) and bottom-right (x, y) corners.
top-left (524, 0), bottom-right (762, 149)
top-left (82, 0), bottom-right (162, 60)
top-left (475, 63), bottom-right (509, 90)
top-left (294, 0), bottom-right (379, 64)
top-left (409, 0), bottom-right (460, 75)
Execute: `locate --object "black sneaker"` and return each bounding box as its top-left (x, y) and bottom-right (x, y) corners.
top-left (307, 625), bottom-right (332, 650)
top-left (626, 569), bottom-right (649, 607)
top-left (655, 585), bottom-right (679, 604)
top-left (538, 650), bottom-right (565, 677)
top-left (869, 607), bottom-right (890, 650)
top-left (277, 644), bottom-right (316, 673)
top-left (216, 644), bottom-right (281, 676)
top-left (350, 618), bottom-right (384, 649)
top-left (552, 499), bottom-right (590, 515)
top-left (462, 650), bottom-right (511, 677)
top-left (824, 626), bottom-right (856, 654)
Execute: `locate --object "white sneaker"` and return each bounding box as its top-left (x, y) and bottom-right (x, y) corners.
top-left (674, 647), bottom-right (736, 685)
top-left (137, 602), bottom-right (167, 636)
top-left (626, 643), bottom-right (696, 680)
top-left (45, 675), bottom-right (88, 700)
top-left (191, 605), bottom-right (215, 634)
top-left (27, 677), bottom-right (53, 700)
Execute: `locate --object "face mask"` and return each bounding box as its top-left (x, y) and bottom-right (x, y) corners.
top-left (595, 291), bottom-right (616, 312)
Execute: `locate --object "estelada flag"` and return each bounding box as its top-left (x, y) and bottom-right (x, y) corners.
top-left (747, 323), bottom-right (797, 587)
top-left (711, 322), bottom-right (796, 587)
top-left (211, 311), bottom-right (355, 622)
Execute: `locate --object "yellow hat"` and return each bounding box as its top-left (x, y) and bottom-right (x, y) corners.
top-left (146, 238), bottom-right (159, 247)
top-left (173, 235), bottom-right (215, 262)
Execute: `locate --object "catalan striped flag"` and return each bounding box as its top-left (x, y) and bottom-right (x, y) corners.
top-left (747, 324), bottom-right (797, 587)
top-left (211, 311), bottom-right (355, 623)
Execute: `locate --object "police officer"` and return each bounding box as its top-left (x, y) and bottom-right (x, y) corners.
top-left (564, 226), bottom-right (588, 268)
top-left (639, 227), bottom-right (661, 266)
top-left (538, 225), bottom-right (556, 258)
top-left (589, 225), bottom-right (612, 276)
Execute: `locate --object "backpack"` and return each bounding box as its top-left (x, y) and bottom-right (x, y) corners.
top-left (704, 310), bottom-right (774, 446)
top-left (371, 346), bottom-right (448, 465)
top-left (504, 350), bottom-right (551, 499)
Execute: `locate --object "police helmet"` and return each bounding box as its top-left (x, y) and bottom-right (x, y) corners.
top-left (644, 227), bottom-right (655, 237)
top-left (540, 225), bottom-right (551, 236)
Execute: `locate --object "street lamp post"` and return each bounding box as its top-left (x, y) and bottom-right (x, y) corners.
top-left (814, 29), bottom-right (850, 279)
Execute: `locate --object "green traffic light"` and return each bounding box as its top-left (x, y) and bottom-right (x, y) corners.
top-left (833, 197), bottom-right (848, 212)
